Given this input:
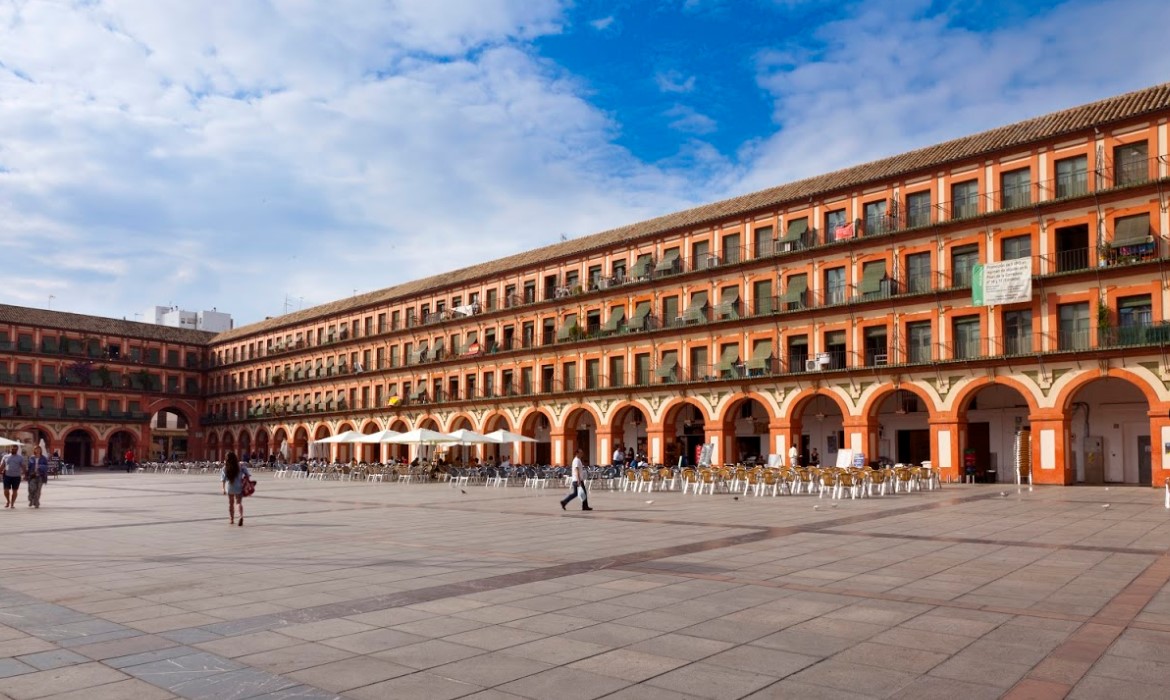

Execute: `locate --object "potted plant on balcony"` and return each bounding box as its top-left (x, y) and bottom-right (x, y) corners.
top-left (1096, 297), bottom-right (1114, 345)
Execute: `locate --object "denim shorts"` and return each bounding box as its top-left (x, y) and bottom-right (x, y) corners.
top-left (2, 475), bottom-right (20, 490)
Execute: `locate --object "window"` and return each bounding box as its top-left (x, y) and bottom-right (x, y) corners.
top-left (1114, 141), bottom-right (1148, 187)
top-left (952, 316), bottom-right (981, 359)
top-left (1054, 155), bottom-right (1088, 198)
top-left (824, 209), bottom-right (847, 242)
top-left (609, 356), bottom-right (625, 388)
top-left (1001, 235), bottom-right (1031, 261)
top-left (824, 330), bottom-right (846, 370)
top-left (585, 359), bottom-right (600, 389)
top-left (823, 267), bottom-right (846, 305)
top-left (863, 200), bottom-right (888, 236)
top-left (864, 326), bottom-right (888, 366)
top-left (907, 321), bottom-right (932, 363)
top-left (906, 253), bottom-right (932, 293)
top-left (722, 233), bottom-right (741, 264)
top-left (1058, 302), bottom-right (1090, 350)
top-left (1117, 295), bottom-right (1153, 345)
top-left (752, 226), bottom-right (774, 258)
top-left (906, 191), bottom-right (932, 228)
top-left (950, 244), bottom-right (979, 288)
top-left (951, 180), bottom-right (979, 219)
top-left (485, 288), bottom-right (498, 311)
top-left (1000, 168), bottom-right (1031, 209)
top-left (786, 335), bottom-right (808, 373)
top-left (692, 240), bottom-right (712, 270)
top-left (1003, 310), bottom-right (1032, 355)
top-left (753, 279), bottom-right (773, 315)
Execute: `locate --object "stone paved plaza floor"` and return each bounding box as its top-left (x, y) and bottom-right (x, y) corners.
top-left (1, 473), bottom-right (1169, 699)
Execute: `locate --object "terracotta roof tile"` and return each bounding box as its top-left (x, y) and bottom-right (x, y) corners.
top-left (0, 304), bottom-right (215, 346)
top-left (214, 82), bottom-right (1170, 343)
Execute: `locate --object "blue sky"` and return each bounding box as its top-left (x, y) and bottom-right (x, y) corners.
top-left (0, 0), bottom-right (1167, 326)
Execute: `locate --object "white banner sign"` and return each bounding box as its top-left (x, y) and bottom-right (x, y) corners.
top-left (975, 258), bottom-right (1032, 306)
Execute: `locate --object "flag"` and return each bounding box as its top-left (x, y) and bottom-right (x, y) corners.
top-left (834, 221), bottom-right (855, 240)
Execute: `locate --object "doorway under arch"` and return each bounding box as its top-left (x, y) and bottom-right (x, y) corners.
top-left (65, 429), bottom-right (95, 468)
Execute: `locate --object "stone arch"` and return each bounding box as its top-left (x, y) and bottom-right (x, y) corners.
top-left (1053, 368), bottom-right (1161, 413)
top-left (660, 398), bottom-right (713, 467)
top-left (1054, 371), bottom-right (1158, 485)
top-left (386, 418), bottom-right (410, 461)
top-left (717, 392), bottom-right (778, 464)
top-left (563, 406), bottom-right (601, 464)
top-left (293, 426), bottom-right (310, 462)
top-left (206, 431), bottom-right (221, 461)
top-left (785, 389), bottom-right (851, 467)
top-left (107, 429), bottom-right (137, 468)
top-left (860, 383), bottom-right (940, 419)
top-left (520, 409), bottom-right (554, 464)
top-left (946, 378), bottom-right (1038, 484)
top-left (62, 426), bottom-right (98, 468)
top-left (446, 412), bottom-right (476, 432)
top-left (605, 401), bottom-right (650, 465)
top-left (254, 428), bottom-right (270, 460)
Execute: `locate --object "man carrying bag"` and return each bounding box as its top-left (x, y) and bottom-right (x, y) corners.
top-left (560, 449), bottom-right (593, 512)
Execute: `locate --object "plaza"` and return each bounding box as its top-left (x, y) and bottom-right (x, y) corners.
top-left (0, 474), bottom-right (1167, 699)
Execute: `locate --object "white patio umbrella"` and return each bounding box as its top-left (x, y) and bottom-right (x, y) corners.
top-left (0, 436), bottom-right (22, 447)
top-left (279, 439), bottom-right (290, 462)
top-left (444, 429), bottom-right (492, 466)
top-left (385, 428), bottom-right (459, 463)
top-left (355, 429), bottom-right (404, 463)
top-left (484, 429), bottom-right (538, 444)
top-left (385, 428), bottom-right (460, 445)
top-left (484, 429), bottom-right (538, 465)
top-left (355, 429), bottom-right (405, 443)
top-left (445, 429), bottom-right (492, 444)
top-left (313, 430), bottom-right (365, 444)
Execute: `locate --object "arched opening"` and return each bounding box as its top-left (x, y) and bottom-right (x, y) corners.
top-left (255, 429), bottom-right (270, 461)
top-left (663, 400), bottom-right (708, 468)
top-left (387, 419), bottom-right (409, 461)
top-left (107, 430), bottom-right (136, 469)
top-left (447, 416), bottom-right (476, 466)
top-left (359, 421), bottom-right (381, 463)
top-left (334, 423), bottom-right (356, 463)
top-left (222, 430), bottom-right (236, 458)
top-left (721, 396), bottom-right (772, 464)
top-left (520, 411), bottom-right (553, 465)
top-left (207, 432), bottom-right (221, 462)
top-left (609, 405), bottom-right (648, 464)
top-left (65, 429), bottom-right (95, 468)
top-left (872, 387), bottom-right (932, 466)
top-left (293, 427), bottom-right (309, 462)
top-left (957, 383), bottom-right (1032, 483)
top-left (791, 393), bottom-right (845, 467)
top-left (312, 425), bottom-right (332, 461)
top-left (563, 408), bottom-right (598, 465)
top-left (482, 414), bottom-right (513, 464)
top-left (272, 428), bottom-right (289, 462)
top-left (1065, 378), bottom-right (1152, 484)
top-left (238, 431), bottom-right (252, 461)
top-left (149, 408), bottom-right (190, 461)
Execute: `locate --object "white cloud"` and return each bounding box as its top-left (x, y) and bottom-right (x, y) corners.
top-left (664, 104), bottom-right (717, 135)
top-left (0, 0), bottom-right (694, 323)
top-left (728, 0), bottom-right (1170, 195)
top-left (0, 0), bottom-right (1167, 329)
top-left (589, 15), bottom-right (616, 31)
top-left (655, 69), bottom-right (697, 94)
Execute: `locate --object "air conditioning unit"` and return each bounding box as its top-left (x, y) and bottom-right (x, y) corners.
top-left (805, 359), bottom-right (822, 372)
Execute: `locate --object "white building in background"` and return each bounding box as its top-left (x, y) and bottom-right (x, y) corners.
top-left (144, 306), bottom-right (234, 333)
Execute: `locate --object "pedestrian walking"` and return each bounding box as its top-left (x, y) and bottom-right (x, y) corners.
top-left (26, 446), bottom-right (49, 508)
top-left (221, 451), bottom-right (252, 526)
top-left (2, 444), bottom-right (26, 509)
top-left (560, 449), bottom-right (593, 512)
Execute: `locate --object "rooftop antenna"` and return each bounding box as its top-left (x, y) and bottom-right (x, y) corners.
top-left (47, 295), bottom-right (54, 310)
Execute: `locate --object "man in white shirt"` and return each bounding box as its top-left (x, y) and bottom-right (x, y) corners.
top-left (560, 449), bottom-right (593, 511)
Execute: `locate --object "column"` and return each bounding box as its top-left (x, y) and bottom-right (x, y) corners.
top-left (1028, 411), bottom-right (1072, 485)
top-left (929, 416), bottom-right (964, 482)
top-left (645, 425), bottom-right (668, 464)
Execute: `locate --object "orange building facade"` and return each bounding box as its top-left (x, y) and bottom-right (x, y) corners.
top-left (0, 306), bottom-right (211, 466)
top-left (6, 84), bottom-right (1170, 486)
